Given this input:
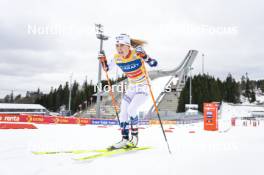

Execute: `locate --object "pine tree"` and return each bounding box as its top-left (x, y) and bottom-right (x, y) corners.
top-left (10, 91), bottom-right (14, 103)
top-left (243, 74), bottom-right (256, 103)
top-left (222, 73), bottom-right (240, 103)
top-left (4, 95), bottom-right (10, 103)
top-left (250, 91), bottom-right (256, 103)
top-left (63, 82), bottom-right (70, 109)
top-left (14, 94), bottom-right (22, 101)
top-left (244, 75), bottom-right (251, 100)
top-left (241, 75), bottom-right (246, 92)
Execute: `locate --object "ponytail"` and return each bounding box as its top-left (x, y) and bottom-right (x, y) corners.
top-left (130, 38), bottom-right (147, 48)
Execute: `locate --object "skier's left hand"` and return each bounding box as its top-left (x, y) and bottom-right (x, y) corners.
top-left (135, 46), bottom-right (147, 59)
top-left (135, 46), bottom-right (157, 67)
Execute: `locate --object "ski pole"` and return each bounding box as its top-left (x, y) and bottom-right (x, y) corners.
top-left (100, 57), bottom-right (121, 125)
top-left (140, 59), bottom-right (172, 154)
top-left (95, 24), bottom-right (120, 125)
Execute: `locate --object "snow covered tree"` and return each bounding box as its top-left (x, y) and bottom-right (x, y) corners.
top-left (240, 75), bottom-right (246, 92)
top-left (222, 73), bottom-right (240, 103)
top-left (243, 73), bottom-right (256, 103)
top-left (256, 80), bottom-right (264, 93)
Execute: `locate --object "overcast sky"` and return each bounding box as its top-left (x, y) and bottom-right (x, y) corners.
top-left (0, 0), bottom-right (263, 98)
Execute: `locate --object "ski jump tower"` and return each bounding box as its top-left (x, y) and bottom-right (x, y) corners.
top-left (142, 50), bottom-right (198, 115)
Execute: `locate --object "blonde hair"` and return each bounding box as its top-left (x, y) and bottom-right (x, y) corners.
top-left (130, 38), bottom-right (147, 48)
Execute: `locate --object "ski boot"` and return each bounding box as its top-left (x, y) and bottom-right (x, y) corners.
top-left (108, 138), bottom-right (130, 150)
top-left (128, 127), bottom-right (138, 148)
top-left (108, 122), bottom-right (130, 150)
top-left (128, 116), bottom-right (139, 148)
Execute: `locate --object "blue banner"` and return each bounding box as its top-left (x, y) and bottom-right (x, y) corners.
top-left (91, 119), bottom-right (118, 125)
top-left (91, 119), bottom-right (149, 125)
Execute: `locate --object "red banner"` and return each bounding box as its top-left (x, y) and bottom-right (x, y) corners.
top-left (0, 123), bottom-right (37, 129)
top-left (0, 114), bottom-right (91, 125)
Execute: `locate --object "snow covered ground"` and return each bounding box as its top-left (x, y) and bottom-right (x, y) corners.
top-left (220, 102), bottom-right (264, 119)
top-left (256, 93), bottom-right (264, 104)
top-left (0, 121), bottom-right (263, 175)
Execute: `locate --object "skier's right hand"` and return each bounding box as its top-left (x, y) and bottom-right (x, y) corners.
top-left (98, 52), bottom-right (109, 71)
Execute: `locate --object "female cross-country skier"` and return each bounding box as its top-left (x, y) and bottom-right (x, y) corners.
top-left (99, 34), bottom-right (158, 149)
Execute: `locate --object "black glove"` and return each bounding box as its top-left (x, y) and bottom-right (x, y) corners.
top-left (146, 58), bottom-right (158, 67)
